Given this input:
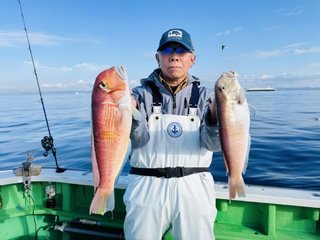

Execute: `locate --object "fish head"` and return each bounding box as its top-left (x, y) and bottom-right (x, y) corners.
top-left (92, 66), bottom-right (128, 104)
top-left (215, 71), bottom-right (243, 103)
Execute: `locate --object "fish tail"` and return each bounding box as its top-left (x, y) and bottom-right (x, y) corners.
top-left (89, 188), bottom-right (110, 215)
top-left (228, 177), bottom-right (246, 200)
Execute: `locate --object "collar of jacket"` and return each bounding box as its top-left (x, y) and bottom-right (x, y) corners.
top-left (140, 68), bottom-right (200, 91)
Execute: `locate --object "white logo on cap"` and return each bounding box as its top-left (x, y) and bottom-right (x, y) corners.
top-left (168, 30), bottom-right (182, 38)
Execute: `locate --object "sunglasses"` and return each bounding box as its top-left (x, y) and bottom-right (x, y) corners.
top-left (159, 47), bottom-right (191, 55)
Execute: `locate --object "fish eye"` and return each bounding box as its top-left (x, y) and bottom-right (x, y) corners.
top-left (99, 81), bottom-right (106, 88)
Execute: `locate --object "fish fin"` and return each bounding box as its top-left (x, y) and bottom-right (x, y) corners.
top-left (132, 106), bottom-right (141, 121)
top-left (106, 190), bottom-right (115, 212)
top-left (238, 88), bottom-right (246, 104)
top-left (242, 134), bottom-right (251, 175)
top-left (228, 177), bottom-right (246, 200)
top-left (89, 188), bottom-right (113, 215)
top-left (114, 142), bottom-right (131, 185)
top-left (222, 152), bottom-right (230, 175)
top-left (249, 104), bottom-right (257, 119)
top-left (91, 131), bottom-right (99, 191)
top-left (115, 65), bottom-right (127, 81)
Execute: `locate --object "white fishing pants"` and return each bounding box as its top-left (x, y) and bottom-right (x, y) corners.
top-left (124, 110), bottom-right (216, 240)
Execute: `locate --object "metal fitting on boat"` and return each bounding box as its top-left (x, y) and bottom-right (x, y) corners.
top-left (14, 153), bottom-right (42, 190)
top-left (53, 222), bottom-right (125, 239)
top-left (22, 161), bottom-right (31, 190)
top-left (45, 184), bottom-right (56, 208)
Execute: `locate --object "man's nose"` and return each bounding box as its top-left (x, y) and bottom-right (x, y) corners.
top-left (169, 54), bottom-right (179, 61)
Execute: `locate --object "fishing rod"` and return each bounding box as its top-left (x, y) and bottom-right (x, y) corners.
top-left (17, 0), bottom-right (65, 173)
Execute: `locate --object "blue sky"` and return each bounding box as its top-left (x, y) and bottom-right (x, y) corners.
top-left (1, 0), bottom-right (319, 92)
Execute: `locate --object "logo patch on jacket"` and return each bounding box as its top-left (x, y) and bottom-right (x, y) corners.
top-left (167, 122), bottom-right (183, 138)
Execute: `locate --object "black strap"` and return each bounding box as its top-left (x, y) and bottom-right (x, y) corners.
top-left (148, 82), bottom-right (163, 106)
top-left (130, 167), bottom-right (209, 178)
top-left (189, 82), bottom-right (200, 108)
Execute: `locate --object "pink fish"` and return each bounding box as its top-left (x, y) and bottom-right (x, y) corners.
top-left (215, 71), bottom-right (250, 199)
top-left (90, 66), bottom-right (132, 215)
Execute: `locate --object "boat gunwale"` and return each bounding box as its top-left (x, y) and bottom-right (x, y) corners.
top-left (0, 168), bottom-right (319, 208)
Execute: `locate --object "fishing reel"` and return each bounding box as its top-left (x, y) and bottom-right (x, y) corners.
top-left (41, 136), bottom-right (65, 173)
top-left (41, 136), bottom-right (54, 157)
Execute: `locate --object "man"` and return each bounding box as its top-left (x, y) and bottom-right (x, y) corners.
top-left (123, 28), bottom-right (220, 240)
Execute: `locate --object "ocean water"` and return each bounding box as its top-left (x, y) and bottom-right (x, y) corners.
top-left (1, 88), bottom-right (319, 191)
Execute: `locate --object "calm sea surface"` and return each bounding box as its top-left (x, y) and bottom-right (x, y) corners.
top-left (1, 88), bottom-right (319, 191)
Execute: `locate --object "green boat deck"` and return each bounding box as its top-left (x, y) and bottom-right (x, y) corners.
top-left (0, 169), bottom-right (319, 239)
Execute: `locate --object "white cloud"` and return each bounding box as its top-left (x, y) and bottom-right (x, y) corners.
top-left (42, 83), bottom-right (69, 88)
top-left (215, 27), bottom-right (243, 36)
top-left (285, 7), bottom-right (304, 16)
top-left (74, 63), bottom-right (106, 71)
top-left (310, 62), bottom-right (320, 69)
top-left (261, 74), bottom-right (275, 80)
top-left (24, 61), bottom-right (106, 72)
top-left (274, 7), bottom-right (304, 16)
top-left (247, 48), bottom-right (288, 59)
top-left (239, 73), bottom-right (275, 82)
top-left (76, 79), bottom-right (93, 88)
top-left (0, 30), bottom-right (102, 48)
top-left (282, 42), bottom-right (306, 49)
top-left (239, 71), bottom-right (320, 89)
top-left (293, 47), bottom-right (320, 55)
top-left (239, 73), bottom-right (257, 82)
top-left (41, 79), bottom-right (94, 90)
top-left (243, 43), bottom-right (319, 59)
top-left (77, 79), bottom-right (88, 85)
top-left (0, 30), bottom-right (65, 47)
top-left (20, 61), bottom-right (105, 90)
top-left (24, 61), bottom-right (73, 72)
top-left (282, 73), bottom-right (288, 79)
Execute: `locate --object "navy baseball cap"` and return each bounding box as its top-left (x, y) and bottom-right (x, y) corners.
top-left (157, 28), bottom-right (194, 52)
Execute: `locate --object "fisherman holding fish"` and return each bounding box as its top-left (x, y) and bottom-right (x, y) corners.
top-left (123, 28), bottom-right (222, 240)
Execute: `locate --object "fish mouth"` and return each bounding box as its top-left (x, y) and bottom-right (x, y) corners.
top-left (115, 65), bottom-right (128, 81)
